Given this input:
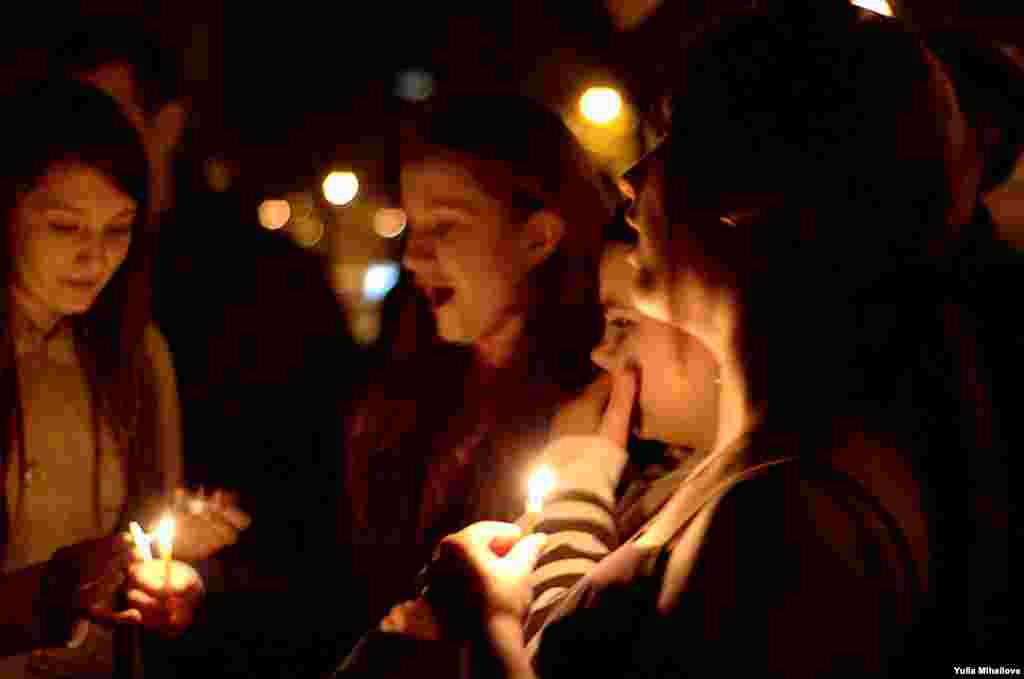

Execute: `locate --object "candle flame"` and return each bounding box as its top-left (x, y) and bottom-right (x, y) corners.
top-left (527, 466), bottom-right (556, 513)
top-left (155, 515), bottom-right (175, 560)
top-left (129, 521), bottom-right (153, 561)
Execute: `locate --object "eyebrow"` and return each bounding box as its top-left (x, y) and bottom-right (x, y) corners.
top-left (37, 198), bottom-right (136, 219)
top-left (600, 289), bottom-right (631, 310)
top-left (430, 197), bottom-right (480, 215)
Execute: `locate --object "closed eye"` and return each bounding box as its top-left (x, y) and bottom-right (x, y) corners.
top-left (429, 222), bottom-right (454, 239)
top-left (105, 225), bottom-right (132, 237)
top-left (49, 222), bottom-right (80, 234)
top-left (608, 316), bottom-right (633, 331)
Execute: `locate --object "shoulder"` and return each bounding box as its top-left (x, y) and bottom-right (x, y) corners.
top-left (693, 461), bottom-right (891, 573)
top-left (647, 462), bottom-right (919, 674)
top-left (657, 458), bottom-right (917, 611)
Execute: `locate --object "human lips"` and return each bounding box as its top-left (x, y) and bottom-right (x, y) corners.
top-left (62, 279), bottom-right (100, 292)
top-left (417, 282), bottom-right (455, 308)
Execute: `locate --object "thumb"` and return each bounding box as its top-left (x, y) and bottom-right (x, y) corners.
top-left (598, 365), bottom-right (638, 447)
top-left (500, 533), bottom-right (548, 579)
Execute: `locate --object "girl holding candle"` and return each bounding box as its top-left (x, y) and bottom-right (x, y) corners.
top-left (0, 79), bottom-right (217, 676)
top-left (343, 94), bottom-right (614, 642)
top-left (410, 4), bottom-right (998, 677)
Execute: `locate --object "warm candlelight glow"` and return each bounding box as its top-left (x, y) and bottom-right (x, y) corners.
top-left (129, 521), bottom-right (153, 561)
top-left (527, 466), bottom-right (556, 514)
top-left (850, 0), bottom-right (893, 16)
top-left (155, 516), bottom-right (175, 561)
top-left (579, 87), bottom-right (623, 125)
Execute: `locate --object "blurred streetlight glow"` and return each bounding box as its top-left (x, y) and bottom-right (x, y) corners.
top-left (579, 87), bottom-right (623, 125)
top-left (373, 208), bottom-right (407, 238)
top-left (850, 0), bottom-right (892, 15)
top-left (323, 171), bottom-right (359, 206)
top-left (258, 199), bottom-right (291, 230)
top-left (363, 261), bottom-right (400, 302)
top-left (395, 69), bottom-right (435, 102)
top-left (205, 156), bottom-right (232, 192)
top-left (290, 214), bottom-right (325, 248)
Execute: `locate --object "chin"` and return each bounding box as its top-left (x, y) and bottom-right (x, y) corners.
top-left (56, 295), bottom-right (97, 315)
top-left (434, 316), bottom-right (475, 345)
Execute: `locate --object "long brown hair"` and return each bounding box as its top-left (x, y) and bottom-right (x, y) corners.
top-left (650, 2), bottom-right (996, 634)
top-left (1, 79), bottom-right (159, 555)
top-left (346, 95), bottom-right (612, 537)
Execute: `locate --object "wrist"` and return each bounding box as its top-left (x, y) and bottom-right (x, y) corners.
top-left (546, 435), bottom-right (630, 489)
top-left (479, 614), bottom-right (534, 679)
top-left (35, 552), bottom-right (78, 647)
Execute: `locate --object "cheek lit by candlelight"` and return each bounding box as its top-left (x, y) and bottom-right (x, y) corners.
top-left (527, 466), bottom-right (557, 514)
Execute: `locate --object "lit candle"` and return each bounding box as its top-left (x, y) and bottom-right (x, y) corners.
top-left (129, 521), bottom-right (153, 562)
top-left (155, 515), bottom-right (175, 592)
top-left (522, 465), bottom-right (556, 534)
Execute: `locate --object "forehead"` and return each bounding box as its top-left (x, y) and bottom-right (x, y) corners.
top-left (26, 163), bottom-right (136, 211)
top-left (400, 155), bottom-right (510, 218)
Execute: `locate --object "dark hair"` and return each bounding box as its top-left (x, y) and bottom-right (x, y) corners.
top-left (347, 96), bottom-right (612, 535)
top-left (1, 79), bottom-right (157, 552)
top-left (49, 14), bottom-right (186, 114)
top-left (653, 6), bottom-right (976, 443)
top-left (650, 7), bottom-right (996, 632)
top-left (925, 34), bottom-right (1024, 193)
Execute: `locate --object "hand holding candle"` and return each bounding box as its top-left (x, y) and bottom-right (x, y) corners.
top-left (119, 514), bottom-right (204, 638)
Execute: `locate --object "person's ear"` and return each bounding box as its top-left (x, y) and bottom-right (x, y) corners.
top-left (520, 209), bottom-right (565, 268)
top-left (148, 98), bottom-right (189, 158)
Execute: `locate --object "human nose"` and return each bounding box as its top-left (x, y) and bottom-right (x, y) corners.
top-left (590, 338), bottom-right (619, 373)
top-left (75, 232), bottom-right (105, 263)
top-left (74, 232), bottom-right (115, 271)
top-left (402, 232), bottom-right (436, 274)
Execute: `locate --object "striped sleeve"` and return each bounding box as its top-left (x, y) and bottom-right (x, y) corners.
top-left (522, 436), bottom-right (629, 646)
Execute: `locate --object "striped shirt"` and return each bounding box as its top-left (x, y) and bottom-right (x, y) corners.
top-left (518, 434), bottom-right (925, 677)
top-left (524, 438), bottom-right (704, 646)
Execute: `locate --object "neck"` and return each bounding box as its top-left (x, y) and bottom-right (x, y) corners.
top-left (472, 311), bottom-right (526, 377)
top-left (712, 353), bottom-right (755, 455)
top-left (10, 284), bottom-right (64, 337)
top-left (152, 165), bottom-right (174, 219)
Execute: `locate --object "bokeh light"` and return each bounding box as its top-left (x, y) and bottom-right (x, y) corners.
top-left (289, 214), bottom-right (325, 248)
top-left (395, 69), bottom-right (435, 102)
top-left (323, 171), bottom-right (359, 206)
top-left (579, 87), bottom-right (623, 125)
top-left (258, 199), bottom-right (291, 230)
top-left (363, 261), bottom-right (400, 302)
top-left (205, 156), bottom-right (233, 192)
top-left (285, 191), bottom-right (315, 221)
top-left (373, 208), bottom-right (407, 238)
top-left (850, 0), bottom-right (893, 15)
